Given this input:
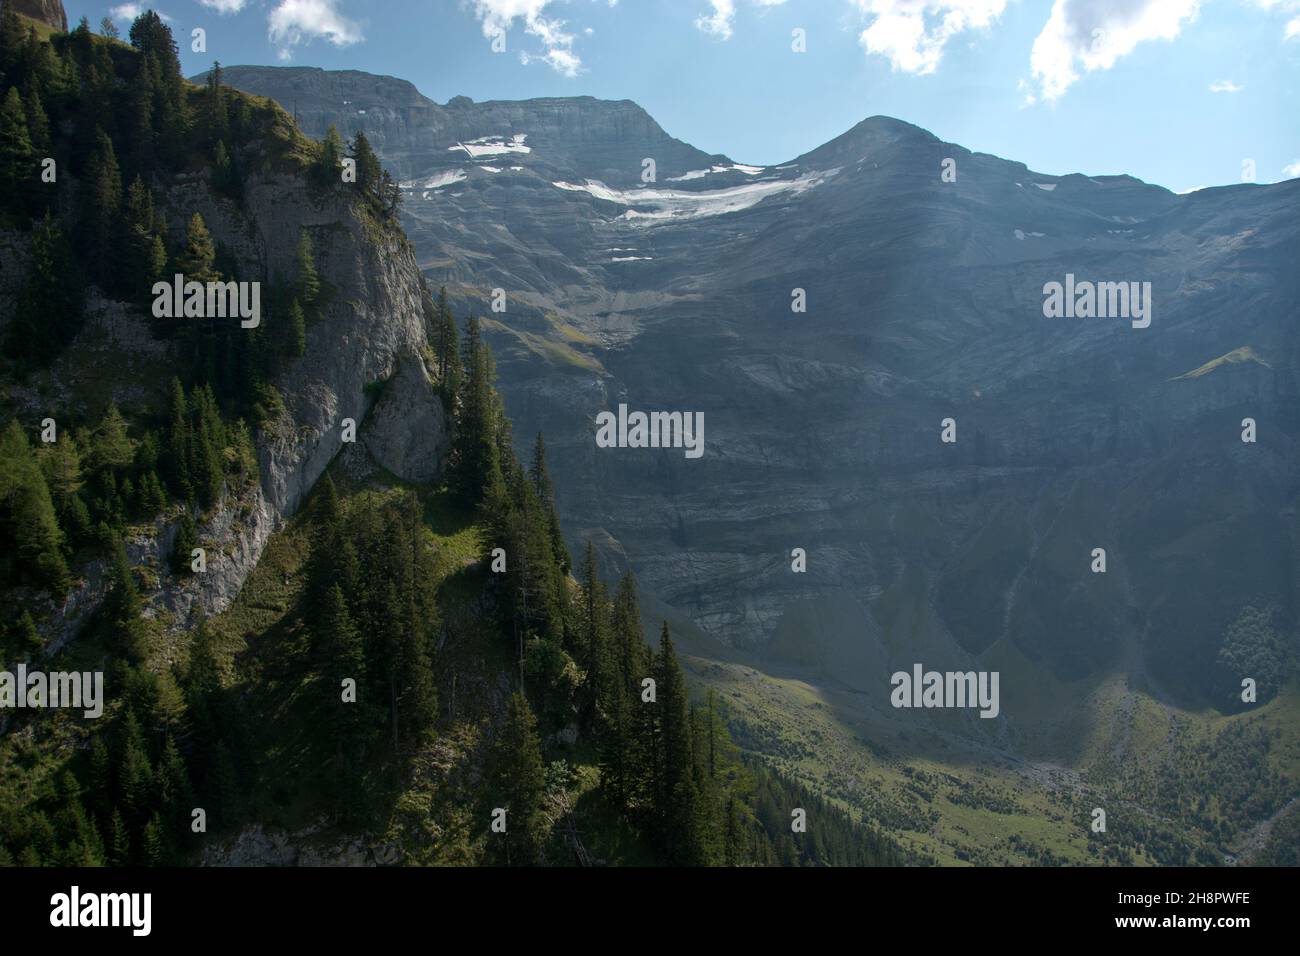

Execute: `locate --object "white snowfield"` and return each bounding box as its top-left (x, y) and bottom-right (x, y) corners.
top-left (552, 168), bottom-right (836, 223)
top-left (666, 163), bottom-right (765, 181)
top-left (400, 169), bottom-right (467, 190)
top-left (1034, 183), bottom-right (1057, 191)
top-left (448, 134), bottom-right (531, 158)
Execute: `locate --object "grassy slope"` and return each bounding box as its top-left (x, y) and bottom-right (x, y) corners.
top-left (677, 632), bottom-right (1299, 865)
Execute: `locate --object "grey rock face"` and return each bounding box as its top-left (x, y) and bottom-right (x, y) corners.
top-left (4, 0), bottom-right (67, 31)
top-left (32, 168), bottom-right (434, 654)
top-left (362, 356), bottom-right (450, 483)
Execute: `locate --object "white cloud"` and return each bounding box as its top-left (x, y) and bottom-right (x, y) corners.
top-left (1245, 0), bottom-right (1300, 41)
top-left (1283, 160), bottom-right (1300, 177)
top-left (198, 0), bottom-right (249, 13)
top-left (694, 0), bottom-right (788, 41)
top-left (851, 1), bottom-right (1007, 75)
top-left (111, 3), bottom-right (171, 22)
top-left (1209, 78), bottom-right (1243, 92)
top-left (268, 0), bottom-right (363, 59)
top-left (696, 0), bottom-right (737, 39)
top-left (1029, 0), bottom-right (1200, 103)
top-left (470, 1), bottom-right (585, 76)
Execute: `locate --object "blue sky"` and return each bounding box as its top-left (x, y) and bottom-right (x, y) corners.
top-left (66, 1), bottom-right (1300, 192)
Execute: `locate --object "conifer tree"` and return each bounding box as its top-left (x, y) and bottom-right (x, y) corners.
top-left (296, 229), bottom-right (320, 314)
top-left (103, 537), bottom-right (147, 660)
top-left (203, 61), bottom-right (229, 144)
top-left (23, 88), bottom-right (49, 162)
top-left (14, 609), bottom-right (41, 655)
top-left (313, 124), bottom-right (344, 189)
top-left (287, 298), bottom-right (307, 358)
top-left (434, 286), bottom-right (461, 410)
top-left (0, 420), bottom-right (70, 594)
top-left (450, 316), bottom-right (499, 504)
top-left (125, 177), bottom-right (166, 298)
top-left (530, 432), bottom-right (569, 573)
top-left (107, 809), bottom-right (130, 865)
top-left (178, 212), bottom-right (218, 283)
top-left (652, 622), bottom-right (699, 863)
top-left (172, 512), bottom-right (198, 574)
top-left (0, 86), bottom-right (32, 201)
top-left (348, 131), bottom-right (382, 199)
top-left (486, 692), bottom-right (548, 865)
top-left (318, 584), bottom-right (366, 719)
top-left (84, 128), bottom-right (123, 284)
top-left (6, 212), bottom-right (83, 366)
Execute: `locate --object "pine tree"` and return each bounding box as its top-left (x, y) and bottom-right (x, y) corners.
top-left (318, 583), bottom-right (367, 738)
top-left (449, 316), bottom-right (499, 504)
top-left (108, 809), bottom-right (130, 865)
top-left (0, 86), bottom-right (32, 203)
top-left (295, 230), bottom-right (320, 314)
top-left (172, 511), bottom-right (198, 574)
top-left (577, 541), bottom-right (611, 728)
top-left (486, 692), bottom-right (548, 866)
top-left (141, 814), bottom-right (164, 865)
top-left (529, 432), bottom-right (570, 572)
top-left (14, 609), bottom-right (41, 655)
top-left (0, 11), bottom-right (26, 88)
top-left (37, 429), bottom-right (84, 539)
top-left (157, 734), bottom-right (194, 841)
top-left (348, 131), bottom-right (382, 199)
top-left (434, 287), bottom-right (462, 412)
top-left (0, 420), bottom-right (70, 594)
top-left (103, 536), bottom-right (147, 661)
top-left (128, 11), bottom-right (186, 159)
top-left (129, 11), bottom-right (182, 80)
top-left (653, 622), bottom-right (699, 863)
top-left (203, 61), bottom-right (229, 144)
top-left (314, 124), bottom-right (344, 189)
top-left (23, 88), bottom-right (49, 161)
top-left (84, 128), bottom-right (123, 285)
top-left (178, 212), bottom-right (218, 283)
top-left (287, 298), bottom-right (306, 358)
top-left (6, 212), bottom-right (83, 367)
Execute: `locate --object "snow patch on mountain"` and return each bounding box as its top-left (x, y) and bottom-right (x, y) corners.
top-left (449, 134), bottom-right (531, 158)
top-left (552, 169), bottom-right (835, 223)
top-left (401, 169), bottom-right (467, 190)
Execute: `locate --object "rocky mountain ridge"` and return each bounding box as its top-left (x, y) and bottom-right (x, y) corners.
top-left (222, 65), bottom-right (1300, 719)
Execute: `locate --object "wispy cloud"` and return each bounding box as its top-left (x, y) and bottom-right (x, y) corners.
top-left (111, 4), bottom-right (171, 23)
top-left (1283, 160), bottom-right (1300, 177)
top-left (695, 0), bottom-right (788, 42)
top-left (471, 1), bottom-right (585, 77)
top-left (851, 1), bottom-right (1007, 75)
top-left (1209, 78), bottom-right (1243, 92)
top-left (198, 0), bottom-right (249, 13)
top-left (268, 0), bottom-right (363, 61)
top-left (1028, 0), bottom-right (1200, 103)
top-left (1246, 0), bottom-right (1300, 40)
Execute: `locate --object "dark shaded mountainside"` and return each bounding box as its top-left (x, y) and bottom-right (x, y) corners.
top-left (1, 10), bottom-right (902, 868)
top-left (222, 64), bottom-right (1300, 709)
top-left (220, 65), bottom-right (1300, 866)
